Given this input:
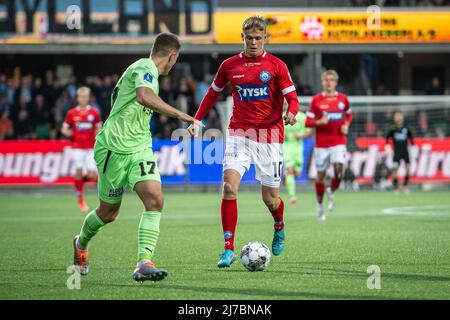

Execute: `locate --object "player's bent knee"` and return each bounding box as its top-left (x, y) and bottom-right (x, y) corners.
top-left (263, 197), bottom-right (279, 211)
top-left (223, 182), bottom-right (237, 199)
top-left (96, 206), bottom-right (120, 224)
top-left (143, 194), bottom-right (164, 212)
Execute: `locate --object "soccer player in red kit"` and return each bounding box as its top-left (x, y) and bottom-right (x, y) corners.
top-left (188, 16), bottom-right (300, 267)
top-left (305, 70), bottom-right (352, 221)
top-left (61, 87), bottom-right (102, 213)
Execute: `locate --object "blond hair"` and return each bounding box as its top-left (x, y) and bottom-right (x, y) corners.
top-left (242, 15), bottom-right (266, 33)
top-left (77, 86), bottom-right (91, 96)
top-left (321, 70), bottom-right (339, 81)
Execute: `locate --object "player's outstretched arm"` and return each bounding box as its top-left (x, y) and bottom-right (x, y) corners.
top-left (187, 84), bottom-right (223, 137)
top-left (136, 87), bottom-right (203, 127)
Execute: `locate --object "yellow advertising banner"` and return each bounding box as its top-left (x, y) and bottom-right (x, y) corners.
top-left (214, 11), bottom-right (450, 44)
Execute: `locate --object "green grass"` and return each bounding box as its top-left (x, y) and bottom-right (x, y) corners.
top-left (0, 189), bottom-right (449, 300)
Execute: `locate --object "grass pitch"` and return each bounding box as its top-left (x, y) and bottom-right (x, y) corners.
top-left (0, 189), bottom-right (449, 300)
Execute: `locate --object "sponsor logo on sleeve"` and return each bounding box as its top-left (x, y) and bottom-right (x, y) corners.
top-left (144, 72), bottom-right (153, 84)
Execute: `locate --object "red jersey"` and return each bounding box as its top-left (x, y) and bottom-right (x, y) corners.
top-left (196, 51), bottom-right (299, 143)
top-left (307, 92), bottom-right (352, 148)
top-left (63, 106), bottom-right (102, 149)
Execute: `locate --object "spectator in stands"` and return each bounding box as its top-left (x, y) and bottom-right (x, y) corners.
top-left (175, 77), bottom-right (196, 122)
top-left (66, 74), bottom-right (78, 99)
top-left (159, 76), bottom-right (175, 106)
top-left (195, 74), bottom-right (213, 106)
top-left (98, 75), bottom-right (115, 120)
top-left (0, 74), bottom-right (6, 95)
top-left (0, 110), bottom-right (13, 140)
top-left (14, 109), bottom-right (32, 139)
top-left (426, 76), bottom-right (444, 95)
top-left (15, 74), bottom-right (33, 105)
top-left (0, 94), bottom-right (13, 140)
top-left (31, 94), bottom-right (51, 139)
top-left (205, 107), bottom-right (222, 131)
top-left (32, 77), bottom-right (45, 99)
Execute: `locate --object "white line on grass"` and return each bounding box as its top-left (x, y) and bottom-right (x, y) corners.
top-left (382, 205), bottom-right (450, 216)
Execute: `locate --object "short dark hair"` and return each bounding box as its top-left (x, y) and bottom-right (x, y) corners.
top-left (242, 15), bottom-right (266, 33)
top-left (151, 33), bottom-right (181, 57)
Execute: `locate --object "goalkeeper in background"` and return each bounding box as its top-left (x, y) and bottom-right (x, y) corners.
top-left (72, 33), bottom-right (201, 282)
top-left (283, 112), bottom-right (311, 204)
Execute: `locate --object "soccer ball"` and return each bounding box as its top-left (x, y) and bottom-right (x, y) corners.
top-left (240, 241), bottom-right (271, 271)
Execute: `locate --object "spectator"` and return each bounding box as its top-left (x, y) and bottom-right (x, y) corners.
top-left (195, 74), bottom-right (213, 106)
top-left (0, 110), bottom-right (13, 140)
top-left (5, 78), bottom-right (16, 105)
top-left (32, 77), bottom-right (45, 99)
top-left (205, 107), bottom-right (222, 131)
top-left (15, 74), bottom-right (33, 105)
top-left (175, 77), bottom-right (196, 124)
top-left (31, 94), bottom-right (52, 139)
top-left (14, 109), bottom-right (33, 139)
top-left (66, 74), bottom-right (78, 99)
top-left (159, 76), bottom-right (175, 106)
top-left (0, 74), bottom-right (6, 95)
top-left (425, 76), bottom-right (444, 95)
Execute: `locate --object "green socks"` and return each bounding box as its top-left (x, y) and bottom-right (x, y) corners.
top-left (77, 209), bottom-right (161, 263)
top-left (79, 209), bottom-right (105, 247)
top-left (137, 211), bottom-right (161, 261)
top-left (286, 173), bottom-right (296, 199)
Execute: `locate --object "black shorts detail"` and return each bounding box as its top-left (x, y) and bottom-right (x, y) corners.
top-left (393, 151), bottom-right (410, 164)
top-left (102, 150), bottom-right (112, 173)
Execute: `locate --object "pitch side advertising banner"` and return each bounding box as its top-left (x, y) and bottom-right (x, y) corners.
top-left (215, 11), bottom-right (450, 44)
top-left (1, 138), bottom-right (449, 186)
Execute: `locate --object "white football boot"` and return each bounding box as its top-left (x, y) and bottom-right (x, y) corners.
top-left (327, 187), bottom-right (335, 212)
top-left (317, 203), bottom-right (326, 221)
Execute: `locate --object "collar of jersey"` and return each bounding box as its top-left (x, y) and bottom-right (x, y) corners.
top-left (239, 50), bottom-right (267, 60)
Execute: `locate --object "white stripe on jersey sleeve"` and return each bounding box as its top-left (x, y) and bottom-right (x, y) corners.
top-left (306, 112), bottom-right (315, 119)
top-left (346, 107), bottom-right (352, 114)
top-left (62, 122), bottom-right (70, 129)
top-left (281, 85), bottom-right (296, 95)
top-left (211, 81), bottom-right (224, 92)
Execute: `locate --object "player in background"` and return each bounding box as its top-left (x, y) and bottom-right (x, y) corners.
top-left (283, 111), bottom-right (312, 205)
top-left (385, 111), bottom-right (414, 193)
top-left (305, 70), bottom-right (352, 221)
top-left (188, 16), bottom-right (300, 267)
top-left (61, 87), bottom-right (102, 213)
top-left (72, 33), bottom-right (202, 282)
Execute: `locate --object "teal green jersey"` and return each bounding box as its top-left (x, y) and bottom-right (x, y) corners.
top-left (96, 58), bottom-right (159, 154)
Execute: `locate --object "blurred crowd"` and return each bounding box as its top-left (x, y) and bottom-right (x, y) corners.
top-left (0, 70), bottom-right (224, 141)
top-left (0, 70), bottom-right (448, 142)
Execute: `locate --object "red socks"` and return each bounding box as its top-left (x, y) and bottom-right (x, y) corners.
top-left (315, 182), bottom-right (325, 204)
top-left (221, 198), bottom-right (238, 251)
top-left (331, 178), bottom-right (341, 192)
top-left (270, 198), bottom-right (284, 232)
top-left (74, 178), bottom-right (84, 199)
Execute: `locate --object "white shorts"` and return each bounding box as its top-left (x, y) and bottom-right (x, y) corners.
top-left (314, 145), bottom-right (347, 172)
top-left (223, 135), bottom-right (283, 188)
top-left (71, 148), bottom-right (96, 172)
